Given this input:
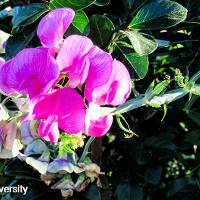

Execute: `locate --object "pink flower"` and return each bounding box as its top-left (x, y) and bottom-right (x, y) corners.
top-left (29, 88), bottom-right (86, 143)
top-left (84, 47), bottom-right (131, 106)
top-left (56, 35), bottom-right (93, 88)
top-left (0, 47), bottom-right (59, 99)
top-left (37, 8), bottom-right (75, 50)
top-left (84, 102), bottom-right (113, 137)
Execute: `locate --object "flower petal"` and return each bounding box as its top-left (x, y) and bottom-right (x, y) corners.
top-left (57, 35), bottom-right (93, 87)
top-left (47, 158), bottom-right (74, 174)
top-left (37, 8), bottom-right (75, 50)
top-left (84, 103), bottom-right (113, 137)
top-left (84, 46), bottom-right (114, 103)
top-left (98, 60), bottom-right (131, 106)
top-left (0, 57), bottom-right (5, 67)
top-left (38, 115), bottom-right (60, 143)
top-left (0, 47), bottom-right (59, 99)
top-left (32, 88), bottom-right (86, 134)
top-left (86, 46), bottom-right (113, 88)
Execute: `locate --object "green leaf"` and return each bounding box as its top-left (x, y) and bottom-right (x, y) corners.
top-left (4, 159), bottom-right (39, 180)
top-left (125, 31), bottom-right (158, 56)
top-left (115, 182), bottom-right (143, 200)
top-left (144, 136), bottom-right (177, 151)
top-left (129, 0), bottom-right (188, 30)
top-left (67, 10), bottom-right (90, 35)
top-left (6, 30), bottom-right (35, 58)
top-left (187, 110), bottom-right (200, 125)
top-left (81, 184), bottom-right (101, 200)
top-left (117, 43), bottom-right (149, 79)
top-left (152, 80), bottom-right (170, 96)
top-left (139, 164), bottom-right (162, 185)
top-left (50, 0), bottom-right (95, 10)
top-left (129, 141), bottom-right (152, 165)
top-left (126, 0), bottom-right (135, 9)
top-left (11, 3), bottom-right (49, 29)
top-left (167, 177), bottom-right (199, 199)
top-left (185, 130), bottom-right (200, 146)
top-left (94, 0), bottom-right (110, 6)
top-left (89, 14), bottom-right (115, 47)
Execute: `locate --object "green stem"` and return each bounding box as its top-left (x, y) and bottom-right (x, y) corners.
top-left (100, 84), bottom-right (200, 117)
top-left (79, 136), bottom-right (96, 163)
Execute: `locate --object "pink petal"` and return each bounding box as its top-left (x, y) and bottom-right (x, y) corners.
top-left (38, 115), bottom-right (60, 143)
top-left (84, 46), bottom-right (114, 103)
top-left (32, 88), bottom-right (86, 134)
top-left (37, 8), bottom-right (75, 50)
top-left (86, 46), bottom-right (113, 88)
top-left (0, 47), bottom-right (59, 99)
top-left (98, 60), bottom-right (131, 106)
top-left (84, 103), bottom-right (113, 137)
top-left (56, 35), bottom-right (93, 87)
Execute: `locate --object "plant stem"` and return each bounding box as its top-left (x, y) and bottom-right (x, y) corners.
top-left (79, 136), bottom-right (96, 163)
top-left (100, 84), bottom-right (200, 117)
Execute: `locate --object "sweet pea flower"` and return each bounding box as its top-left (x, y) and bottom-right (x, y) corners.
top-left (84, 47), bottom-right (131, 106)
top-left (29, 88), bottom-right (86, 143)
top-left (0, 47), bottom-right (59, 99)
top-left (56, 35), bottom-right (93, 88)
top-left (35, 8), bottom-right (132, 138)
top-left (84, 102), bottom-right (113, 137)
top-left (37, 8), bottom-right (75, 50)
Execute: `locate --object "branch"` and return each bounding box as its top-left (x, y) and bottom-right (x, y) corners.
top-left (101, 84), bottom-right (200, 116)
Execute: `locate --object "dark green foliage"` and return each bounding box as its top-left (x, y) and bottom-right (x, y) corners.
top-left (0, 0), bottom-right (200, 200)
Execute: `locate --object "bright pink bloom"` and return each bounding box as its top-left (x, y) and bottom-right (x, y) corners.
top-left (84, 102), bottom-right (113, 137)
top-left (56, 35), bottom-right (93, 88)
top-left (0, 47), bottom-right (59, 98)
top-left (30, 88), bottom-right (86, 143)
top-left (38, 115), bottom-right (60, 143)
top-left (37, 8), bottom-right (75, 50)
top-left (85, 47), bottom-right (131, 106)
top-left (95, 60), bottom-right (131, 106)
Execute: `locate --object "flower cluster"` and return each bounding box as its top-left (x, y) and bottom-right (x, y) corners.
top-left (0, 8), bottom-right (131, 143)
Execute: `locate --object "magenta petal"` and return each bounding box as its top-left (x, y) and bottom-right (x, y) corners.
top-left (84, 46), bottom-right (113, 102)
top-left (0, 60), bottom-right (16, 96)
top-left (32, 88), bottom-right (86, 134)
top-left (99, 60), bottom-right (131, 106)
top-left (38, 115), bottom-right (60, 143)
top-left (37, 8), bottom-right (75, 50)
top-left (0, 47), bottom-right (59, 98)
top-left (57, 35), bottom-right (93, 87)
top-left (84, 103), bottom-right (113, 137)
top-left (86, 46), bottom-right (113, 88)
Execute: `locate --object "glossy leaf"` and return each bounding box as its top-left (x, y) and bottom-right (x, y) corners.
top-left (115, 182), bottom-right (143, 200)
top-left (126, 0), bottom-right (135, 9)
top-left (11, 3), bottom-right (49, 29)
top-left (187, 110), bottom-right (200, 125)
top-left (94, 0), bottom-right (110, 6)
top-left (6, 30), bottom-right (35, 57)
top-left (139, 164), bottom-right (162, 185)
top-left (117, 43), bottom-right (149, 79)
top-left (89, 14), bottom-right (115, 47)
top-left (68, 10), bottom-right (90, 35)
top-left (50, 0), bottom-right (95, 10)
top-left (125, 31), bottom-right (158, 56)
top-left (129, 0), bottom-right (188, 30)
top-left (81, 184), bottom-right (101, 200)
top-left (185, 130), bottom-right (200, 146)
